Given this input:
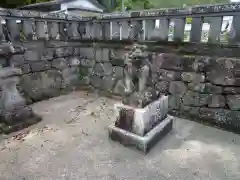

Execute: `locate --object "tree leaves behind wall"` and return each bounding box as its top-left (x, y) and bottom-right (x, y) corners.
top-left (115, 0), bottom-right (228, 11)
top-left (0, 0), bottom-right (229, 10)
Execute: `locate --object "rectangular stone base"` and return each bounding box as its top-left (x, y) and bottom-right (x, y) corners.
top-left (108, 115), bottom-right (173, 154)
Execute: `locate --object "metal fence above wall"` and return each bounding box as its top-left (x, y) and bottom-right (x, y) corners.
top-left (1, 3), bottom-right (240, 45)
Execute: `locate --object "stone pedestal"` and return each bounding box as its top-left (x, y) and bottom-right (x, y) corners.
top-left (0, 67), bottom-right (41, 134)
top-left (109, 95), bottom-right (173, 154)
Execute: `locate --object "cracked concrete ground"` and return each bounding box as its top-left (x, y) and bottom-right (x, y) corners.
top-left (0, 91), bottom-right (240, 180)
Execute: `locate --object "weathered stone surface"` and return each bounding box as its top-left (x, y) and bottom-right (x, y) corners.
top-left (93, 63), bottom-right (112, 76)
top-left (112, 66), bottom-right (123, 78)
top-left (52, 58), bottom-right (68, 70)
top-left (52, 58), bottom-right (69, 70)
top-left (54, 47), bottom-right (73, 58)
top-left (30, 61), bottom-right (51, 72)
top-left (180, 105), bottom-right (200, 116)
top-left (79, 67), bottom-right (91, 77)
top-left (155, 53), bottom-right (182, 71)
top-left (20, 70), bottom-right (63, 101)
top-left (10, 55), bottom-right (25, 65)
top-left (187, 83), bottom-right (205, 92)
top-left (181, 72), bottom-right (205, 83)
top-left (188, 83), bottom-right (223, 94)
top-left (15, 64), bottom-right (31, 74)
top-left (227, 95), bottom-right (240, 110)
top-left (199, 108), bottom-right (240, 130)
top-left (109, 49), bottom-right (125, 60)
top-left (224, 87), bottom-right (240, 94)
top-left (80, 47), bottom-right (94, 59)
top-left (110, 58), bottom-right (125, 66)
top-left (80, 58), bottom-right (94, 67)
top-left (206, 70), bottom-right (238, 86)
top-left (182, 56), bottom-right (195, 71)
top-left (101, 76), bottom-right (116, 91)
top-left (41, 48), bottom-right (54, 60)
top-left (168, 95), bottom-right (181, 110)
top-left (182, 91), bottom-right (209, 107)
top-left (208, 95), bottom-right (226, 108)
top-left (0, 67), bottom-right (21, 78)
top-left (204, 83), bottom-right (223, 94)
top-left (96, 48), bottom-right (109, 62)
top-left (113, 79), bottom-right (126, 95)
top-left (123, 88), bottom-right (159, 108)
top-left (90, 75), bottom-right (102, 88)
top-left (157, 69), bottom-right (181, 81)
top-left (54, 48), bottom-right (67, 58)
top-left (155, 81), bottom-right (169, 94)
top-left (192, 56), bottom-right (211, 72)
top-left (73, 47), bottom-right (80, 56)
top-left (169, 81), bottom-right (187, 96)
top-left (24, 50), bottom-right (40, 61)
top-left (68, 57), bottom-right (81, 67)
top-left (61, 67), bottom-right (84, 89)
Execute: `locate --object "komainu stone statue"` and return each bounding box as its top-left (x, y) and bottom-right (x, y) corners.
top-left (0, 66), bottom-right (41, 133)
top-left (122, 44), bottom-right (158, 108)
top-left (108, 43), bottom-right (174, 154)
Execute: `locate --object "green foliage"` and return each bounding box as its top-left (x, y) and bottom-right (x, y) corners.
top-left (0, 0), bottom-right (229, 10)
top-left (115, 0), bottom-right (154, 11)
top-left (115, 0), bottom-right (228, 11)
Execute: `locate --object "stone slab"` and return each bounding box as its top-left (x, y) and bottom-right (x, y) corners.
top-left (115, 95), bottom-right (168, 136)
top-left (108, 115), bottom-right (173, 154)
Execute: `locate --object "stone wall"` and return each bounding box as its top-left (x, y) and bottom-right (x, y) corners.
top-left (3, 43), bottom-right (92, 103)
top-left (85, 42), bottom-right (240, 133)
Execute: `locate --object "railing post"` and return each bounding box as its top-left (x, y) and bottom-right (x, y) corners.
top-left (206, 17), bottom-right (223, 43)
top-left (228, 15), bottom-right (240, 44)
top-left (173, 18), bottom-right (185, 42)
top-left (190, 17), bottom-right (203, 43)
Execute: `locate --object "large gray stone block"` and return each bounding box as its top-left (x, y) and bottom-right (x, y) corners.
top-left (10, 55), bottom-right (25, 65)
top-left (224, 87), bottom-right (240, 94)
top-left (80, 58), bottom-right (94, 68)
top-left (208, 95), bottom-right (226, 108)
top-left (30, 61), bottom-right (51, 72)
top-left (68, 57), bottom-right (81, 67)
top-left (95, 48), bottom-right (110, 62)
top-left (20, 70), bottom-right (63, 101)
top-left (206, 70), bottom-right (239, 86)
top-left (41, 48), bottom-right (54, 61)
top-left (157, 69), bottom-right (181, 81)
top-left (168, 95), bottom-right (181, 110)
top-left (181, 72), bottom-right (205, 83)
top-left (24, 50), bottom-right (40, 61)
top-left (199, 108), bottom-right (240, 131)
top-left (52, 58), bottom-right (69, 70)
top-left (169, 81), bottom-right (187, 96)
top-left (80, 47), bottom-right (94, 59)
top-left (182, 91), bottom-right (209, 107)
top-left (227, 95), bottom-right (240, 110)
top-left (188, 83), bottom-right (223, 94)
top-left (180, 105), bottom-right (200, 117)
top-left (155, 81), bottom-right (169, 94)
top-left (155, 53), bottom-right (182, 71)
